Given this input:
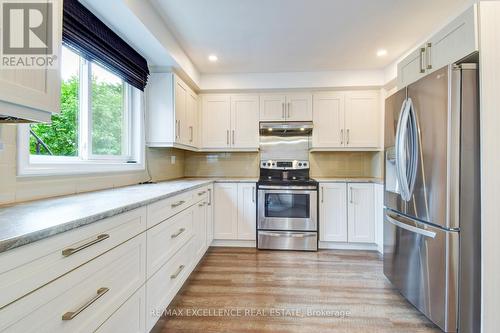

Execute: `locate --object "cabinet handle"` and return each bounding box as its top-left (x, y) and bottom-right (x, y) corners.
top-left (232, 130), bottom-right (235, 145)
top-left (198, 202), bottom-right (206, 207)
top-left (340, 129), bottom-right (343, 145)
top-left (350, 187), bottom-right (354, 204)
top-left (287, 102), bottom-right (291, 118)
top-left (171, 228), bottom-right (186, 238)
top-left (419, 47), bottom-right (426, 73)
top-left (252, 186), bottom-right (256, 203)
top-left (226, 130), bottom-right (229, 145)
top-left (62, 234), bottom-right (109, 257)
top-left (62, 287), bottom-right (109, 321)
top-left (171, 200), bottom-right (185, 208)
top-left (198, 190), bottom-right (207, 196)
top-left (282, 102), bottom-right (285, 119)
top-left (426, 42), bottom-right (432, 70)
top-left (321, 187), bottom-right (324, 203)
top-left (208, 188), bottom-right (212, 206)
top-left (346, 129), bottom-right (350, 145)
top-left (170, 265), bottom-right (185, 279)
top-left (190, 126), bottom-right (193, 142)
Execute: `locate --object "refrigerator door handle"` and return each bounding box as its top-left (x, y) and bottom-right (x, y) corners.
top-left (385, 212), bottom-right (436, 238)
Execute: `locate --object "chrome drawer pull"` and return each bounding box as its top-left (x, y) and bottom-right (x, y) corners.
top-left (62, 287), bottom-right (109, 321)
top-left (197, 191), bottom-right (206, 196)
top-left (62, 234), bottom-right (110, 257)
top-left (171, 228), bottom-right (186, 239)
top-left (171, 200), bottom-right (186, 208)
top-left (198, 202), bottom-right (206, 207)
top-left (170, 265), bottom-right (185, 279)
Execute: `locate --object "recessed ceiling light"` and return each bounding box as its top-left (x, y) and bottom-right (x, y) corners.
top-left (377, 49), bottom-right (388, 57)
top-left (208, 54), bottom-right (218, 62)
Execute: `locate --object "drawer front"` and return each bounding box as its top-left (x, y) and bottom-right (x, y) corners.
top-left (147, 191), bottom-right (195, 228)
top-left (146, 238), bottom-right (194, 331)
top-left (257, 231), bottom-right (318, 251)
top-left (0, 207), bottom-right (146, 308)
top-left (0, 234), bottom-right (147, 333)
top-left (147, 207), bottom-right (194, 277)
top-left (193, 186), bottom-right (209, 203)
top-left (96, 285), bottom-right (146, 333)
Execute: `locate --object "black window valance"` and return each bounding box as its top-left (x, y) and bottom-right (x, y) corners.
top-left (63, 0), bottom-right (149, 91)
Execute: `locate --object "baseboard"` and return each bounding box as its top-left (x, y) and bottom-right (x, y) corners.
top-left (319, 241), bottom-right (379, 251)
top-left (211, 240), bottom-right (256, 247)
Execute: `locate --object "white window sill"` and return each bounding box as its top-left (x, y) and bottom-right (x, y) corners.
top-left (17, 160), bottom-right (145, 177)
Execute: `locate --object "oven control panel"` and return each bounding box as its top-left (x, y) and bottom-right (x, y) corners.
top-left (260, 160), bottom-right (309, 170)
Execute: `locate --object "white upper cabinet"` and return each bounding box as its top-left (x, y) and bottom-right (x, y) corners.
top-left (259, 93), bottom-right (312, 121)
top-left (146, 73), bottom-right (199, 150)
top-left (312, 92), bottom-right (345, 148)
top-left (319, 183), bottom-right (347, 242)
top-left (347, 183), bottom-right (375, 243)
top-left (397, 5), bottom-right (478, 88)
top-left (312, 90), bottom-right (380, 150)
top-left (344, 91), bottom-right (380, 148)
top-left (230, 94), bottom-right (259, 149)
top-left (201, 94), bottom-right (259, 150)
top-left (201, 94), bottom-right (231, 149)
top-left (0, 0), bottom-right (62, 122)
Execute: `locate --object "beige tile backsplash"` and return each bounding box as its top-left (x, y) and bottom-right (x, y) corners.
top-left (0, 124), bottom-right (185, 205)
top-left (184, 151), bottom-right (260, 177)
top-left (310, 151), bottom-right (383, 178)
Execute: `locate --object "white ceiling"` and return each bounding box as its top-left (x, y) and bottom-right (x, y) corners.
top-left (150, 0), bottom-right (473, 74)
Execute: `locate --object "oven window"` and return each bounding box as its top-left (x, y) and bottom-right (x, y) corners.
top-left (265, 193), bottom-right (310, 218)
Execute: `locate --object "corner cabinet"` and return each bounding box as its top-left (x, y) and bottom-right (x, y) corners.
top-left (312, 91), bottom-right (380, 150)
top-left (146, 73), bottom-right (199, 150)
top-left (213, 182), bottom-right (256, 241)
top-left (319, 182), bottom-right (376, 245)
top-left (397, 5), bottom-right (478, 88)
top-left (0, 0), bottom-right (62, 122)
top-left (259, 93), bottom-right (312, 121)
top-left (200, 94), bottom-right (259, 151)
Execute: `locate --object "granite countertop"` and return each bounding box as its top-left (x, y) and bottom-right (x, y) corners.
top-left (313, 177), bottom-right (384, 184)
top-left (0, 177), bottom-right (259, 253)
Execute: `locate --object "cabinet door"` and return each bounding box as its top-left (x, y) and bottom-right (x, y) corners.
top-left (0, 0), bottom-right (62, 121)
top-left (259, 94), bottom-right (286, 121)
top-left (397, 46), bottom-right (426, 88)
top-left (206, 187), bottom-right (214, 245)
top-left (319, 183), bottom-right (347, 242)
top-left (286, 93), bottom-right (312, 121)
top-left (237, 183), bottom-right (256, 240)
top-left (185, 90), bottom-right (198, 147)
top-left (213, 183), bottom-right (238, 239)
top-left (174, 79), bottom-right (187, 145)
top-left (193, 201), bottom-right (207, 261)
top-left (347, 183), bottom-right (375, 243)
top-left (429, 5), bottom-right (477, 73)
top-left (344, 91), bottom-right (380, 148)
top-left (230, 94), bottom-right (259, 149)
top-left (201, 95), bottom-right (231, 148)
top-left (312, 92), bottom-right (345, 148)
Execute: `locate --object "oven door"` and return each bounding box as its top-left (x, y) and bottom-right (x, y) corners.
top-left (258, 186), bottom-right (317, 231)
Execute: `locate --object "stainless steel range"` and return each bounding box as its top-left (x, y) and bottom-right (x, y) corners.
top-left (256, 122), bottom-right (318, 251)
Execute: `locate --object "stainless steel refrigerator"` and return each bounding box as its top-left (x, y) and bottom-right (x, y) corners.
top-left (383, 63), bottom-right (480, 333)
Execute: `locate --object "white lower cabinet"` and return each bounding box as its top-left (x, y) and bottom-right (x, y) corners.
top-left (319, 182), bottom-right (376, 245)
top-left (0, 234), bottom-right (147, 333)
top-left (347, 183), bottom-right (375, 243)
top-left (214, 183), bottom-right (256, 241)
top-left (96, 285), bottom-right (146, 333)
top-left (193, 200), bottom-right (208, 261)
top-left (319, 183), bottom-right (348, 242)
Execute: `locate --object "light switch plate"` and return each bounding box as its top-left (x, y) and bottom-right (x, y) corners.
top-left (170, 155), bottom-right (176, 164)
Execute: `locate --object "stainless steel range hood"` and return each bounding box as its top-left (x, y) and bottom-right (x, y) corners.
top-left (259, 122), bottom-right (313, 136)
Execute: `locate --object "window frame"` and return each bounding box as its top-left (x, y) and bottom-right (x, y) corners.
top-left (17, 48), bottom-right (145, 177)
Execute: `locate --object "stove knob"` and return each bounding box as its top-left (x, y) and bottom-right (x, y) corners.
top-left (298, 162), bottom-right (303, 167)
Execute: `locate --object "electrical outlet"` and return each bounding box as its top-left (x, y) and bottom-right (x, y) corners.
top-left (170, 155), bottom-right (176, 164)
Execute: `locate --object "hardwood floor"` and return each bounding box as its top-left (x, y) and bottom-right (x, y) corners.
top-left (151, 247), bottom-right (440, 333)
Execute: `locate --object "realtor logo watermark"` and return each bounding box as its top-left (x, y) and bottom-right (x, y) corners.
top-left (1, 0), bottom-right (58, 68)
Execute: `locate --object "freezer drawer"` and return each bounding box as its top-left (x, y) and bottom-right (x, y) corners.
top-left (257, 231), bottom-right (317, 251)
top-left (383, 209), bottom-right (458, 332)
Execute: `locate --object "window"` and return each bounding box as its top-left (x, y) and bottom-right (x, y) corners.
top-left (18, 46), bottom-right (144, 176)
